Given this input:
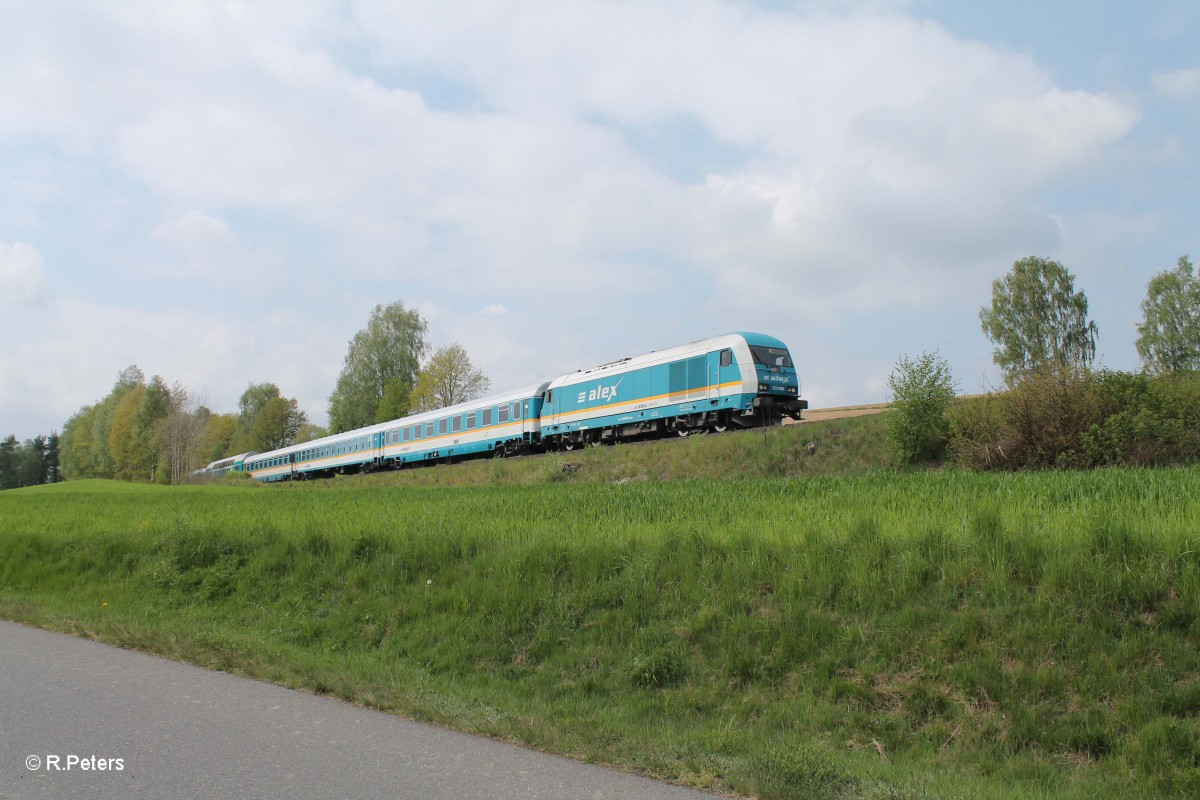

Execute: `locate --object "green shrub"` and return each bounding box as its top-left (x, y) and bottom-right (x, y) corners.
top-left (1077, 370), bottom-right (1200, 466)
top-left (998, 364), bottom-right (1098, 468)
top-left (948, 368), bottom-right (1200, 470)
top-left (886, 351), bottom-right (956, 465)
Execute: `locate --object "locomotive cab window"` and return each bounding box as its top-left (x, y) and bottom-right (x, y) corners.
top-left (720, 349), bottom-right (733, 367)
top-left (749, 346), bottom-right (793, 368)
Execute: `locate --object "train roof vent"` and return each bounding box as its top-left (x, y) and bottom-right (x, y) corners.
top-left (585, 356), bottom-right (631, 373)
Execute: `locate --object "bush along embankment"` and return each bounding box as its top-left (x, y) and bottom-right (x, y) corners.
top-left (939, 368), bottom-right (1200, 471)
top-left (3, 471), bottom-right (1200, 799)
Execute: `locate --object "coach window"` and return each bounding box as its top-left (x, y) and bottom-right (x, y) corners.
top-left (512, 402), bottom-right (521, 420)
top-left (438, 419), bottom-right (447, 435)
top-left (482, 408), bottom-right (492, 426)
top-left (720, 349), bottom-right (733, 367)
top-left (452, 416), bottom-right (462, 433)
top-left (688, 356), bottom-right (706, 390)
top-left (498, 405), bottom-right (509, 423)
top-left (466, 411), bottom-right (476, 429)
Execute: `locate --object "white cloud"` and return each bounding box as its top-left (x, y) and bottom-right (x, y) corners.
top-left (152, 210), bottom-right (236, 249)
top-left (0, 294), bottom-right (347, 435)
top-left (0, 1), bottom-right (1150, 436)
top-left (4, 1), bottom-right (1138, 310)
top-left (1153, 68), bottom-right (1200, 101)
top-left (144, 210), bottom-right (285, 295)
top-left (0, 242), bottom-right (48, 306)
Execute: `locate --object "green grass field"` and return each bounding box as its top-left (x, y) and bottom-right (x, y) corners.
top-left (2, 423), bottom-right (1199, 798)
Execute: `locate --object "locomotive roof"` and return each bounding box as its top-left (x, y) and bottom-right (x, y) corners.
top-left (545, 332), bottom-right (784, 389)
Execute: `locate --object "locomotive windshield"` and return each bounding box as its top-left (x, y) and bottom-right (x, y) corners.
top-left (750, 345), bottom-right (793, 368)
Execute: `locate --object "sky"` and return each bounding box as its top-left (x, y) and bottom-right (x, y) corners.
top-left (1, 0), bottom-right (1197, 439)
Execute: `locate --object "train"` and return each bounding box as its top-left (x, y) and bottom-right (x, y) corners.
top-left (195, 331), bottom-right (807, 482)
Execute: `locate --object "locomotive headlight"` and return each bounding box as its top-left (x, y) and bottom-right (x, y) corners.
top-left (758, 384), bottom-right (768, 392)
top-left (787, 386), bottom-right (797, 393)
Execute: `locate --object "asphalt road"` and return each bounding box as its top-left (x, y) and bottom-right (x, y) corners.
top-left (0, 621), bottom-right (718, 800)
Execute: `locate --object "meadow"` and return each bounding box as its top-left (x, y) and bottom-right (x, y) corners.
top-left (2, 430), bottom-right (1199, 798)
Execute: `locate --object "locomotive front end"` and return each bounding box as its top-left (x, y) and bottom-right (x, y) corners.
top-left (745, 335), bottom-right (808, 421)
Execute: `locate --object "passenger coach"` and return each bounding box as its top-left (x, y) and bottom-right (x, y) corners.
top-left (192, 452), bottom-right (255, 479)
top-left (243, 383), bottom-right (550, 482)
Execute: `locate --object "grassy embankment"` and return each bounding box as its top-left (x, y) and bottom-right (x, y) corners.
top-left (335, 412), bottom-right (890, 489)
top-left (2, 417), bottom-right (1199, 799)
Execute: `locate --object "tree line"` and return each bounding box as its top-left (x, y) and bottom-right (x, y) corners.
top-left (28, 301), bottom-right (489, 487)
top-left (55, 366), bottom-right (311, 484)
top-left (0, 433), bottom-right (60, 490)
top-left (888, 254), bottom-right (1200, 469)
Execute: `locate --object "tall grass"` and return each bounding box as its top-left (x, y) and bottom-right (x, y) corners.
top-left (2, 468), bottom-right (1199, 798)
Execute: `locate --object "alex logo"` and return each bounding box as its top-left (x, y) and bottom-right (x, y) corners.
top-left (578, 379), bottom-right (622, 405)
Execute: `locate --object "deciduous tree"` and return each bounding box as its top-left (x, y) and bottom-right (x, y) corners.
top-left (328, 302), bottom-right (428, 432)
top-left (374, 378), bottom-right (412, 423)
top-left (108, 384), bottom-right (146, 479)
top-left (409, 343), bottom-right (492, 411)
top-left (199, 413), bottom-right (238, 461)
top-left (980, 257), bottom-right (1098, 383)
top-left (1137, 255), bottom-right (1200, 375)
top-left (252, 396), bottom-right (307, 451)
top-left (293, 423), bottom-right (328, 444)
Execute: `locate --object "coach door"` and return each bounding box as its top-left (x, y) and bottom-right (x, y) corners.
top-left (707, 350), bottom-right (724, 400)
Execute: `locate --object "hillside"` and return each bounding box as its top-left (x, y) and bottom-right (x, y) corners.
top-left (4, 442), bottom-right (1200, 798)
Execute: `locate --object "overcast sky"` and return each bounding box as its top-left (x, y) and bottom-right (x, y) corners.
top-left (1, 0), bottom-right (1197, 439)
